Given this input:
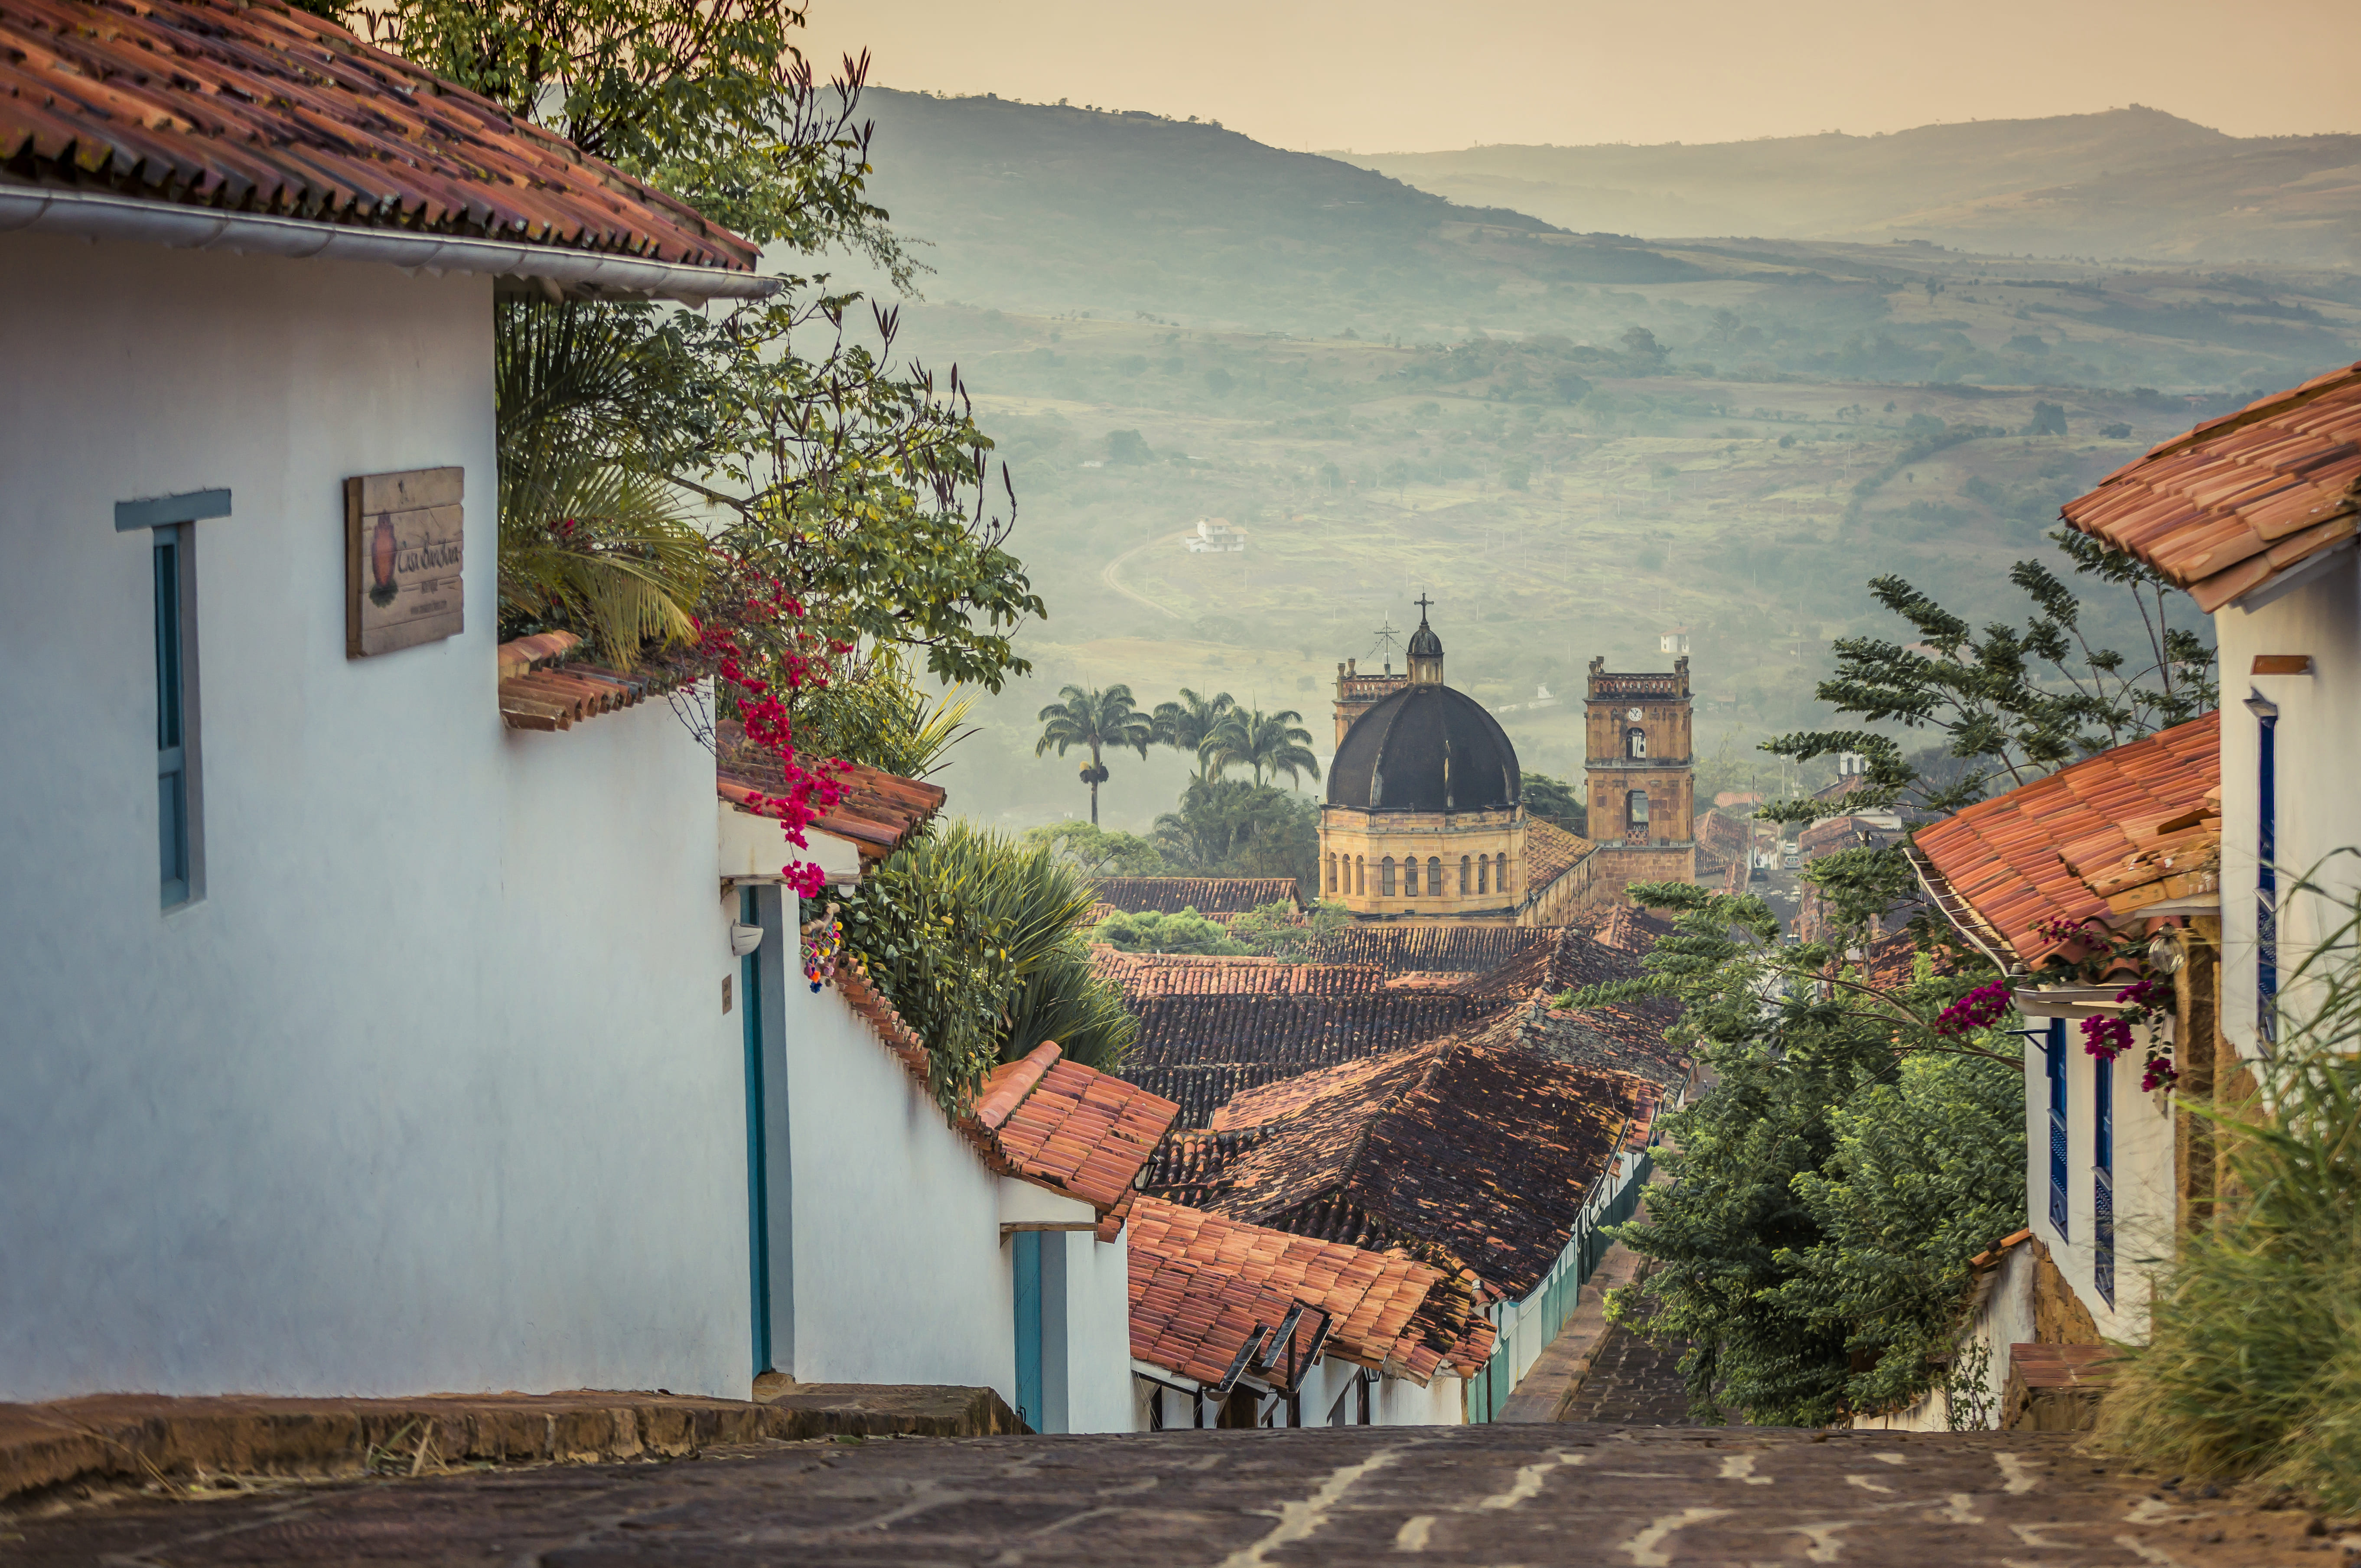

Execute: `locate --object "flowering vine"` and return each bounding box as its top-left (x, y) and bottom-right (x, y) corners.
top-left (2033, 916), bottom-right (2179, 1091)
top-left (697, 567), bottom-right (847, 900)
top-left (1934, 979), bottom-right (2012, 1038)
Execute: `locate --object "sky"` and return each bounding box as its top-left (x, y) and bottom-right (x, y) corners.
top-left (800, 0), bottom-right (2361, 152)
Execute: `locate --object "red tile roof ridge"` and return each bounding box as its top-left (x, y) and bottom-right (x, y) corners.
top-left (496, 639), bottom-right (698, 732)
top-left (974, 1043), bottom-right (1062, 1130)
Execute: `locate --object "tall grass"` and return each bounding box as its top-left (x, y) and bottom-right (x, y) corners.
top-left (2099, 875), bottom-right (2361, 1515)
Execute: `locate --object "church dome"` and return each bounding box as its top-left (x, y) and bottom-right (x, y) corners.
top-left (1326, 684), bottom-right (1521, 813)
top-left (1406, 618), bottom-right (1443, 660)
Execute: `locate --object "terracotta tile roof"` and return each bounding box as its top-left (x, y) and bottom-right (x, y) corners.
top-left (1110, 983), bottom-right (1481, 1128)
top-left (1693, 810), bottom-right (1752, 866)
top-left (1294, 923), bottom-right (1556, 977)
top-left (1912, 714), bottom-right (2219, 966)
top-left (1127, 1247), bottom-right (1330, 1392)
top-left (716, 725), bottom-right (946, 865)
top-left (495, 631), bottom-right (698, 731)
top-left (1126, 1194), bottom-right (1492, 1386)
top-left (1189, 1033), bottom-right (1653, 1300)
top-left (2061, 362), bottom-right (2361, 613)
top-left (0, 0), bottom-right (760, 272)
top-left (826, 964), bottom-right (1176, 1229)
top-left (1524, 817), bottom-right (1595, 893)
top-left (975, 1044), bottom-right (1181, 1214)
top-left (1091, 951), bottom-right (1386, 999)
top-left (1088, 878), bottom-right (1302, 917)
top-left (0, 0), bottom-right (756, 269)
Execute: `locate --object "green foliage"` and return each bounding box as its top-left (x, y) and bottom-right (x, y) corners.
top-left (1763, 530), bottom-right (2217, 831)
top-left (1151, 687), bottom-right (1235, 781)
top-left (1105, 429), bottom-right (1154, 464)
top-left (1035, 684), bottom-right (1155, 825)
top-left (1091, 905), bottom-right (1245, 956)
top-left (493, 299), bottom-right (712, 667)
top-left (1153, 778), bottom-right (1321, 893)
top-left (787, 647), bottom-right (974, 778)
top-left (1202, 706), bottom-right (1321, 787)
top-left (1768, 1051), bottom-right (2027, 1417)
top-left (1226, 899), bottom-right (1352, 960)
top-left (836, 821), bottom-right (1135, 1107)
top-left (1521, 771), bottom-right (1587, 836)
top-left (1567, 880), bottom-right (2019, 1424)
top-left (2100, 880), bottom-right (2361, 1513)
top-left (1021, 821), bottom-right (1170, 877)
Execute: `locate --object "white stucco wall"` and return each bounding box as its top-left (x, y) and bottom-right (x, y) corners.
top-left (0, 233), bottom-right (756, 1401)
top-left (2214, 564), bottom-right (2361, 1055)
top-left (782, 980), bottom-right (1016, 1396)
top-left (1052, 1229), bottom-right (1137, 1435)
top-left (2020, 1014), bottom-right (2174, 1345)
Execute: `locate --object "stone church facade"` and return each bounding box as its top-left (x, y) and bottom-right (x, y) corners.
top-left (1581, 656), bottom-right (1698, 900)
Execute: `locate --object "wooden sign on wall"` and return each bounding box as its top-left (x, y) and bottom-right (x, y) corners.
top-left (346, 468), bottom-right (464, 657)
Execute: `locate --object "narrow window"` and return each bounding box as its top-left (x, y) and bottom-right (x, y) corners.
top-left (1459, 855), bottom-right (1471, 894)
top-left (1355, 856), bottom-right (1364, 895)
top-left (1627, 727), bottom-right (1646, 758)
top-left (1405, 856), bottom-right (1420, 896)
top-left (2093, 1048), bottom-right (2114, 1308)
top-left (2045, 1018), bottom-right (2068, 1239)
top-left (1477, 856), bottom-right (1488, 895)
top-left (154, 526), bottom-right (193, 906)
top-left (1428, 857), bottom-right (1443, 898)
top-left (1381, 857), bottom-right (1396, 897)
top-left (1496, 854), bottom-right (1510, 895)
top-left (1325, 854), bottom-right (1337, 893)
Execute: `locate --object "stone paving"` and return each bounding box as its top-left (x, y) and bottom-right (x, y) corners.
top-left (6, 1423), bottom-right (2341, 1565)
top-left (1558, 1323), bottom-right (1700, 1427)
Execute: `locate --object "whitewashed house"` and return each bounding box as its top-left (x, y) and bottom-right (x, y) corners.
top-left (1908, 716), bottom-right (2218, 1423)
top-left (0, 0), bottom-right (937, 1408)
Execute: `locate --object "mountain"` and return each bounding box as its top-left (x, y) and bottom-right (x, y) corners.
top-left (1334, 109), bottom-right (2361, 267)
top-left (852, 88), bottom-right (1716, 333)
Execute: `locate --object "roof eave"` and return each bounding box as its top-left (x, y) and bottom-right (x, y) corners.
top-left (0, 185), bottom-right (779, 304)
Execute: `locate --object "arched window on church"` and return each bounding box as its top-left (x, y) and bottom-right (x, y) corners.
top-left (1381, 857), bottom-right (1397, 897)
top-left (1428, 857), bottom-right (1443, 898)
top-left (1459, 855), bottom-right (1472, 895)
top-left (1325, 854), bottom-right (1337, 893)
top-left (1628, 790), bottom-right (1650, 836)
top-left (1477, 856), bottom-right (1488, 895)
top-left (1627, 727), bottom-right (1647, 758)
top-left (1405, 857), bottom-right (1420, 896)
top-left (1495, 854), bottom-right (1510, 896)
top-left (1355, 857), bottom-right (1365, 895)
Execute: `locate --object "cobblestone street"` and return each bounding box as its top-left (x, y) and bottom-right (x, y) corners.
top-left (1560, 1324), bottom-right (1700, 1426)
top-left (7, 1423), bottom-right (2338, 1566)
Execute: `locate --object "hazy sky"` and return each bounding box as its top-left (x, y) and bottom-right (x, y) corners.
top-left (802, 0), bottom-right (2361, 152)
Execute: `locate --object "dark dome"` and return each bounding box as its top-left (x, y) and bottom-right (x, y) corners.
top-left (1407, 619), bottom-right (1444, 659)
top-left (1326, 685), bottom-right (1520, 813)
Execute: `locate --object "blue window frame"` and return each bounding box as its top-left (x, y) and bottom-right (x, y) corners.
top-left (2257, 706), bottom-right (2279, 1047)
top-left (153, 527), bottom-right (191, 905)
top-left (120, 488), bottom-right (227, 909)
top-left (2045, 1018), bottom-right (2069, 1239)
top-left (2093, 1048), bottom-right (2115, 1308)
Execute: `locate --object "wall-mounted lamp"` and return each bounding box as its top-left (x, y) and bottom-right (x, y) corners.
top-left (729, 922), bottom-right (766, 957)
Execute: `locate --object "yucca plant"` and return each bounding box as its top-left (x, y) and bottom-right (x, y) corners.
top-left (2098, 868), bottom-right (2361, 1516)
top-left (836, 820), bottom-right (1137, 1109)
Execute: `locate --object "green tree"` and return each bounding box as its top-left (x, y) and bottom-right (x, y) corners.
top-left (1564, 883), bottom-right (2019, 1424)
top-left (1105, 429), bottom-right (1153, 464)
top-left (1153, 778), bottom-right (1320, 891)
top-left (1151, 687), bottom-right (1236, 782)
top-left (1090, 907), bottom-right (1244, 956)
top-left (1035, 684), bottom-right (1154, 826)
top-left (1202, 707), bottom-right (1321, 788)
top-left (1521, 771), bottom-right (1586, 836)
top-left (1022, 822), bottom-right (1169, 877)
top-left (1226, 898), bottom-right (1351, 960)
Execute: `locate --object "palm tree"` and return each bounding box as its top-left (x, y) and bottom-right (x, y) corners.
top-left (1150, 687), bottom-right (1236, 782)
top-left (1202, 707), bottom-right (1321, 788)
top-left (1035, 683), bottom-right (1153, 826)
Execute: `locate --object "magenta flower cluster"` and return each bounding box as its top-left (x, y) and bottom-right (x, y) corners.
top-left (1935, 980), bottom-right (2012, 1038)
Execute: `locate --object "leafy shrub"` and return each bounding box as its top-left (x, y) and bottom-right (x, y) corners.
top-left (1226, 899), bottom-right (1350, 959)
top-left (1090, 905), bottom-right (1244, 955)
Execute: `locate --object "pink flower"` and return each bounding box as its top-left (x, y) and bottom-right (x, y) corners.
top-left (2081, 1015), bottom-right (2134, 1061)
top-left (1935, 980), bottom-right (2012, 1037)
